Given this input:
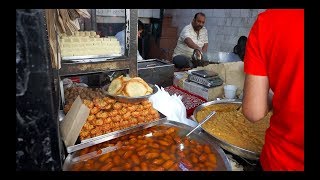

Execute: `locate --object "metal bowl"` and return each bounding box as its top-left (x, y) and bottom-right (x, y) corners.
top-left (101, 83), bottom-right (158, 103)
top-left (204, 52), bottom-right (241, 63)
top-left (193, 99), bottom-right (260, 160)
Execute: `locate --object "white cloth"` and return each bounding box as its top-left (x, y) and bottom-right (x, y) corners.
top-left (173, 23), bottom-right (208, 58)
top-left (115, 29), bottom-right (125, 55)
top-left (137, 50), bottom-right (143, 61)
top-left (115, 29), bottom-right (143, 60)
top-left (149, 85), bottom-right (198, 127)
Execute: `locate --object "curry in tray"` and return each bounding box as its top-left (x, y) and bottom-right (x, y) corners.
top-left (195, 103), bottom-right (272, 153)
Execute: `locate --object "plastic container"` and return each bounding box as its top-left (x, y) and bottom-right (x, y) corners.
top-left (224, 85), bottom-right (237, 99)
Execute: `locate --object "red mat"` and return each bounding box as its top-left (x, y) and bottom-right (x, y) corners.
top-left (164, 85), bottom-right (207, 117)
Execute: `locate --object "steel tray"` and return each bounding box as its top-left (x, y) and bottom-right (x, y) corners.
top-left (61, 54), bottom-right (122, 61)
top-left (66, 113), bottom-right (166, 154)
top-left (63, 119), bottom-right (232, 171)
top-left (193, 99), bottom-right (260, 160)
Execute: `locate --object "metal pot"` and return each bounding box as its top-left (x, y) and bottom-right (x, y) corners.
top-left (192, 49), bottom-right (203, 61)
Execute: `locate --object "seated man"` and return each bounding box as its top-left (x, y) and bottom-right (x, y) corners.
top-left (172, 12), bottom-right (208, 70)
top-left (115, 20), bottom-right (144, 60)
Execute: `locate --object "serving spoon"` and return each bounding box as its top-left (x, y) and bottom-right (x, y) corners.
top-left (236, 104), bottom-right (242, 111)
top-left (185, 111), bottom-right (216, 137)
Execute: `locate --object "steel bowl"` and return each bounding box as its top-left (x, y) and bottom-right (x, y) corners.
top-left (204, 52), bottom-right (241, 63)
top-left (101, 83), bottom-right (158, 103)
top-left (193, 99), bottom-right (260, 160)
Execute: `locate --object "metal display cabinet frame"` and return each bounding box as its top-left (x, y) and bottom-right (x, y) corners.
top-left (44, 9), bottom-right (139, 166)
top-left (58, 9), bottom-right (138, 77)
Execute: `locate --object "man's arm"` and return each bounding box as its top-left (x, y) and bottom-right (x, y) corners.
top-left (202, 43), bottom-right (208, 53)
top-left (184, 37), bottom-right (202, 50)
top-left (242, 74), bottom-right (271, 122)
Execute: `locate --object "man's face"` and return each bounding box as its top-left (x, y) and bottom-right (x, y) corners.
top-left (138, 29), bottom-right (143, 38)
top-left (192, 15), bottom-right (205, 31)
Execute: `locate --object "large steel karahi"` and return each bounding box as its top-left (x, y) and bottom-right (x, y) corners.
top-left (193, 99), bottom-right (271, 160)
top-left (63, 119), bottom-right (232, 171)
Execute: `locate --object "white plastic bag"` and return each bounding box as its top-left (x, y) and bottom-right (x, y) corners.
top-left (149, 85), bottom-right (198, 127)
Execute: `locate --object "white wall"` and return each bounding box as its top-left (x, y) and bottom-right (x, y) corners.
top-left (164, 9), bottom-right (265, 53)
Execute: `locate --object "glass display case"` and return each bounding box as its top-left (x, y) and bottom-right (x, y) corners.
top-left (58, 9), bottom-right (138, 77)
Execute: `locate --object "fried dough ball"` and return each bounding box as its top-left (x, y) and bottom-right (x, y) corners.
top-left (123, 112), bottom-right (131, 120)
top-left (141, 110), bottom-right (149, 116)
top-left (83, 100), bottom-right (94, 109)
top-left (109, 110), bottom-right (118, 117)
top-left (113, 115), bottom-right (122, 122)
top-left (113, 102), bottom-right (123, 110)
top-left (83, 122), bottom-right (92, 130)
top-left (131, 111), bottom-right (140, 118)
top-left (103, 117), bottom-right (112, 124)
top-left (95, 119), bottom-right (104, 126)
top-left (103, 97), bottom-right (116, 104)
top-left (80, 131), bottom-right (89, 139)
top-left (143, 103), bottom-right (152, 109)
top-left (96, 111), bottom-right (108, 119)
top-left (119, 108), bottom-right (127, 115)
top-left (127, 105), bottom-right (138, 112)
top-left (90, 107), bottom-right (99, 115)
top-left (136, 105), bottom-right (144, 112)
top-left (87, 115), bottom-right (96, 121)
top-left (79, 97), bottom-right (160, 141)
top-left (93, 98), bottom-right (107, 109)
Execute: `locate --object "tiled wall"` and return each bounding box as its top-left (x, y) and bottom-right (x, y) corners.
top-left (164, 9), bottom-right (265, 53)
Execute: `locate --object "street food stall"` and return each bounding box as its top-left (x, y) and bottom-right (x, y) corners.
top-left (16, 9), bottom-right (271, 171)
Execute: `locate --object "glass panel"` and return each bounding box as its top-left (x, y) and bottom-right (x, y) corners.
top-left (96, 9), bottom-right (127, 57)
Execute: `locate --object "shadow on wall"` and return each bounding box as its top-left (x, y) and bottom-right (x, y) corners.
top-left (233, 36), bottom-right (247, 61)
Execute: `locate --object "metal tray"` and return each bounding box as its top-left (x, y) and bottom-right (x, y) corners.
top-left (193, 99), bottom-right (260, 160)
top-left (66, 113), bottom-right (166, 154)
top-left (61, 54), bottom-right (122, 61)
top-left (101, 83), bottom-right (158, 103)
top-left (63, 119), bottom-right (232, 171)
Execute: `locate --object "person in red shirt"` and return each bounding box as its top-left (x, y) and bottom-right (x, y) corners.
top-left (242, 9), bottom-right (304, 170)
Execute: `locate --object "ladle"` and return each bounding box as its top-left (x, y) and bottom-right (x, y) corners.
top-left (185, 111), bottom-right (216, 137)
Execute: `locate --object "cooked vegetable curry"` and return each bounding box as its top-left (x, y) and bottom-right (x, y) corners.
top-left (196, 103), bottom-right (272, 153)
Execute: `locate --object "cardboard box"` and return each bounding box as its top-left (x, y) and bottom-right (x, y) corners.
top-left (183, 80), bottom-right (224, 101)
top-left (193, 62), bottom-right (245, 96)
top-left (60, 96), bottom-right (90, 147)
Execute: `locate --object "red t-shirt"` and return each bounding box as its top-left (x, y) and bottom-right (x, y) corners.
top-left (244, 9), bottom-right (304, 170)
